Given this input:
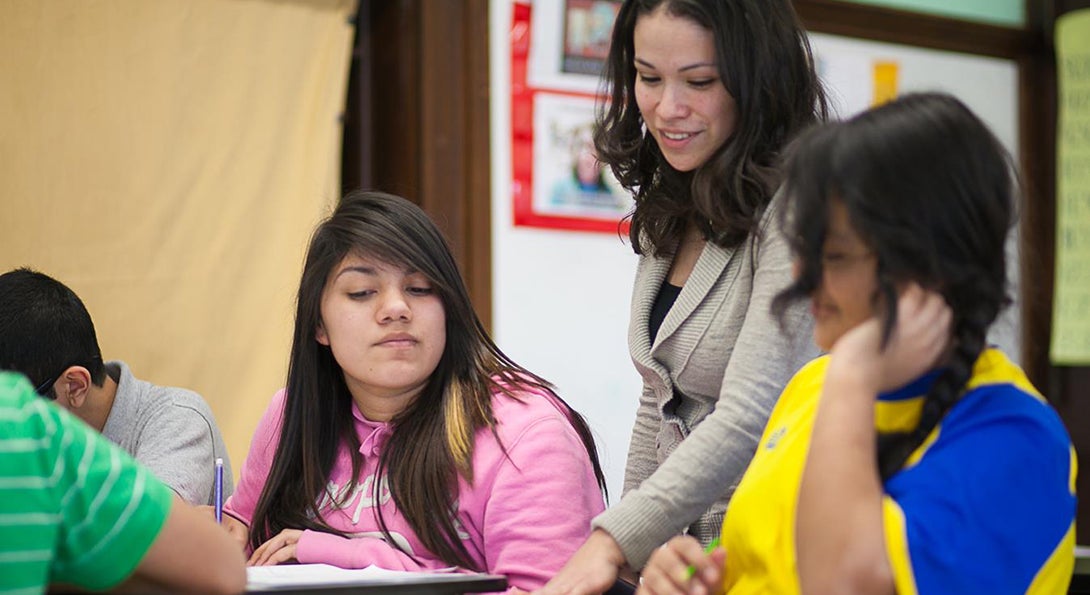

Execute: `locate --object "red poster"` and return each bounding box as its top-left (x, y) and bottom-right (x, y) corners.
top-left (511, 1), bottom-right (630, 234)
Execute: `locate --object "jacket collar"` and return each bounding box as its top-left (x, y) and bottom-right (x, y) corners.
top-left (631, 239), bottom-right (738, 364)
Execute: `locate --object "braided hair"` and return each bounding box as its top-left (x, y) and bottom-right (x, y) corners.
top-left (772, 93), bottom-right (1016, 480)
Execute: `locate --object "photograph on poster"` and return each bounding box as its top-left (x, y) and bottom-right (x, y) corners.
top-left (532, 92), bottom-right (630, 221)
top-left (529, 0), bottom-right (615, 93)
top-left (561, 0), bottom-right (622, 76)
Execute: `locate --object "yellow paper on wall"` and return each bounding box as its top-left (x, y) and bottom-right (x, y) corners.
top-left (1052, 8), bottom-right (1090, 364)
top-left (872, 61), bottom-right (899, 107)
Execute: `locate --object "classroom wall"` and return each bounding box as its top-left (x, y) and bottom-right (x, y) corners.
top-left (488, 0), bottom-right (1025, 502)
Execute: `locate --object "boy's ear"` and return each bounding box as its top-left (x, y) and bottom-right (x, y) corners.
top-left (57, 366), bottom-right (93, 409)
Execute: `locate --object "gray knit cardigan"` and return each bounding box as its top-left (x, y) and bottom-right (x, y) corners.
top-left (592, 193), bottom-right (819, 569)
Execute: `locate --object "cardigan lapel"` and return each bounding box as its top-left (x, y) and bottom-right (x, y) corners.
top-left (652, 241), bottom-right (735, 352)
top-left (627, 248), bottom-right (667, 359)
top-left (630, 250), bottom-right (672, 375)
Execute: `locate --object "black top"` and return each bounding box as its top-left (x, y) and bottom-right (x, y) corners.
top-left (649, 280), bottom-right (682, 344)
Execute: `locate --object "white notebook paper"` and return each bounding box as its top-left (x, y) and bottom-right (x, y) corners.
top-left (246, 563), bottom-right (486, 589)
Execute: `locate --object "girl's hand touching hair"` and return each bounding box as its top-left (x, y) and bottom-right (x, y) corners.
top-left (829, 283), bottom-right (952, 395)
top-left (637, 536), bottom-right (725, 595)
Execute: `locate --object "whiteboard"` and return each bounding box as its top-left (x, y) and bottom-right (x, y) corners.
top-left (809, 32), bottom-right (1022, 361)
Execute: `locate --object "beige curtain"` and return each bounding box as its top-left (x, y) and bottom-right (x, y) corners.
top-left (0, 0), bottom-right (358, 477)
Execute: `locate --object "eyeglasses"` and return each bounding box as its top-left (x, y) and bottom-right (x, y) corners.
top-left (30, 356), bottom-right (102, 399)
top-left (820, 250), bottom-right (876, 272)
top-left (34, 372), bottom-right (61, 399)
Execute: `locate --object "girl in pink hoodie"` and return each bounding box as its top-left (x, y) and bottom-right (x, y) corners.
top-left (221, 191), bottom-right (606, 591)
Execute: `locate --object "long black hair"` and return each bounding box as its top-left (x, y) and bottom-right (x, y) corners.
top-left (596, 0), bottom-right (827, 255)
top-left (773, 93), bottom-right (1016, 480)
top-left (248, 191), bottom-right (607, 568)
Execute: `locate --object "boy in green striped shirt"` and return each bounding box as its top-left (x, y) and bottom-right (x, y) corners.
top-left (0, 371), bottom-right (244, 594)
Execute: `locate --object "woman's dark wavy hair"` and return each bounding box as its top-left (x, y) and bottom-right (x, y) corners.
top-left (596, 0), bottom-right (827, 255)
top-left (772, 93), bottom-right (1016, 481)
top-left (248, 191), bottom-right (607, 568)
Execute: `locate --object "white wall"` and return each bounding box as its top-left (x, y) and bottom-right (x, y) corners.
top-left (490, 0), bottom-right (641, 502)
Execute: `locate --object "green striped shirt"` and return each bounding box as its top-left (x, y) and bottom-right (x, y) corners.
top-left (0, 372), bottom-right (173, 594)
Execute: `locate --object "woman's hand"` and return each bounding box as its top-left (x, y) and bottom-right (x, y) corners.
top-left (534, 529), bottom-right (627, 595)
top-left (248, 528), bottom-right (304, 566)
top-left (828, 283), bottom-right (952, 394)
top-left (637, 536), bottom-right (725, 595)
top-left (198, 505), bottom-right (249, 549)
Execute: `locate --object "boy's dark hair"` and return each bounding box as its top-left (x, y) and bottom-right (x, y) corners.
top-left (0, 268), bottom-right (107, 398)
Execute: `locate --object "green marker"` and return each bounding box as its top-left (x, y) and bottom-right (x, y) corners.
top-left (685, 536), bottom-right (721, 579)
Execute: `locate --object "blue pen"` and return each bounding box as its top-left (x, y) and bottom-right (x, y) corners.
top-left (214, 457), bottom-right (224, 524)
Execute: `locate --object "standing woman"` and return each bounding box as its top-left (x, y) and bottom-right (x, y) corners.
top-left (542, 0), bottom-right (826, 591)
top-left (220, 192), bottom-right (607, 592)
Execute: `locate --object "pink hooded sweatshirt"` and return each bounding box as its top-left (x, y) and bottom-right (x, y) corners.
top-left (225, 386), bottom-right (605, 591)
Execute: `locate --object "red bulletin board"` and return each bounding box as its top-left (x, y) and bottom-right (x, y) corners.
top-left (510, 1), bottom-right (631, 234)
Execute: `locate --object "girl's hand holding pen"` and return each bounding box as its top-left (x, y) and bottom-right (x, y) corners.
top-left (220, 512), bottom-right (250, 549)
top-left (199, 505), bottom-right (249, 548)
top-left (638, 535), bottom-right (725, 595)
